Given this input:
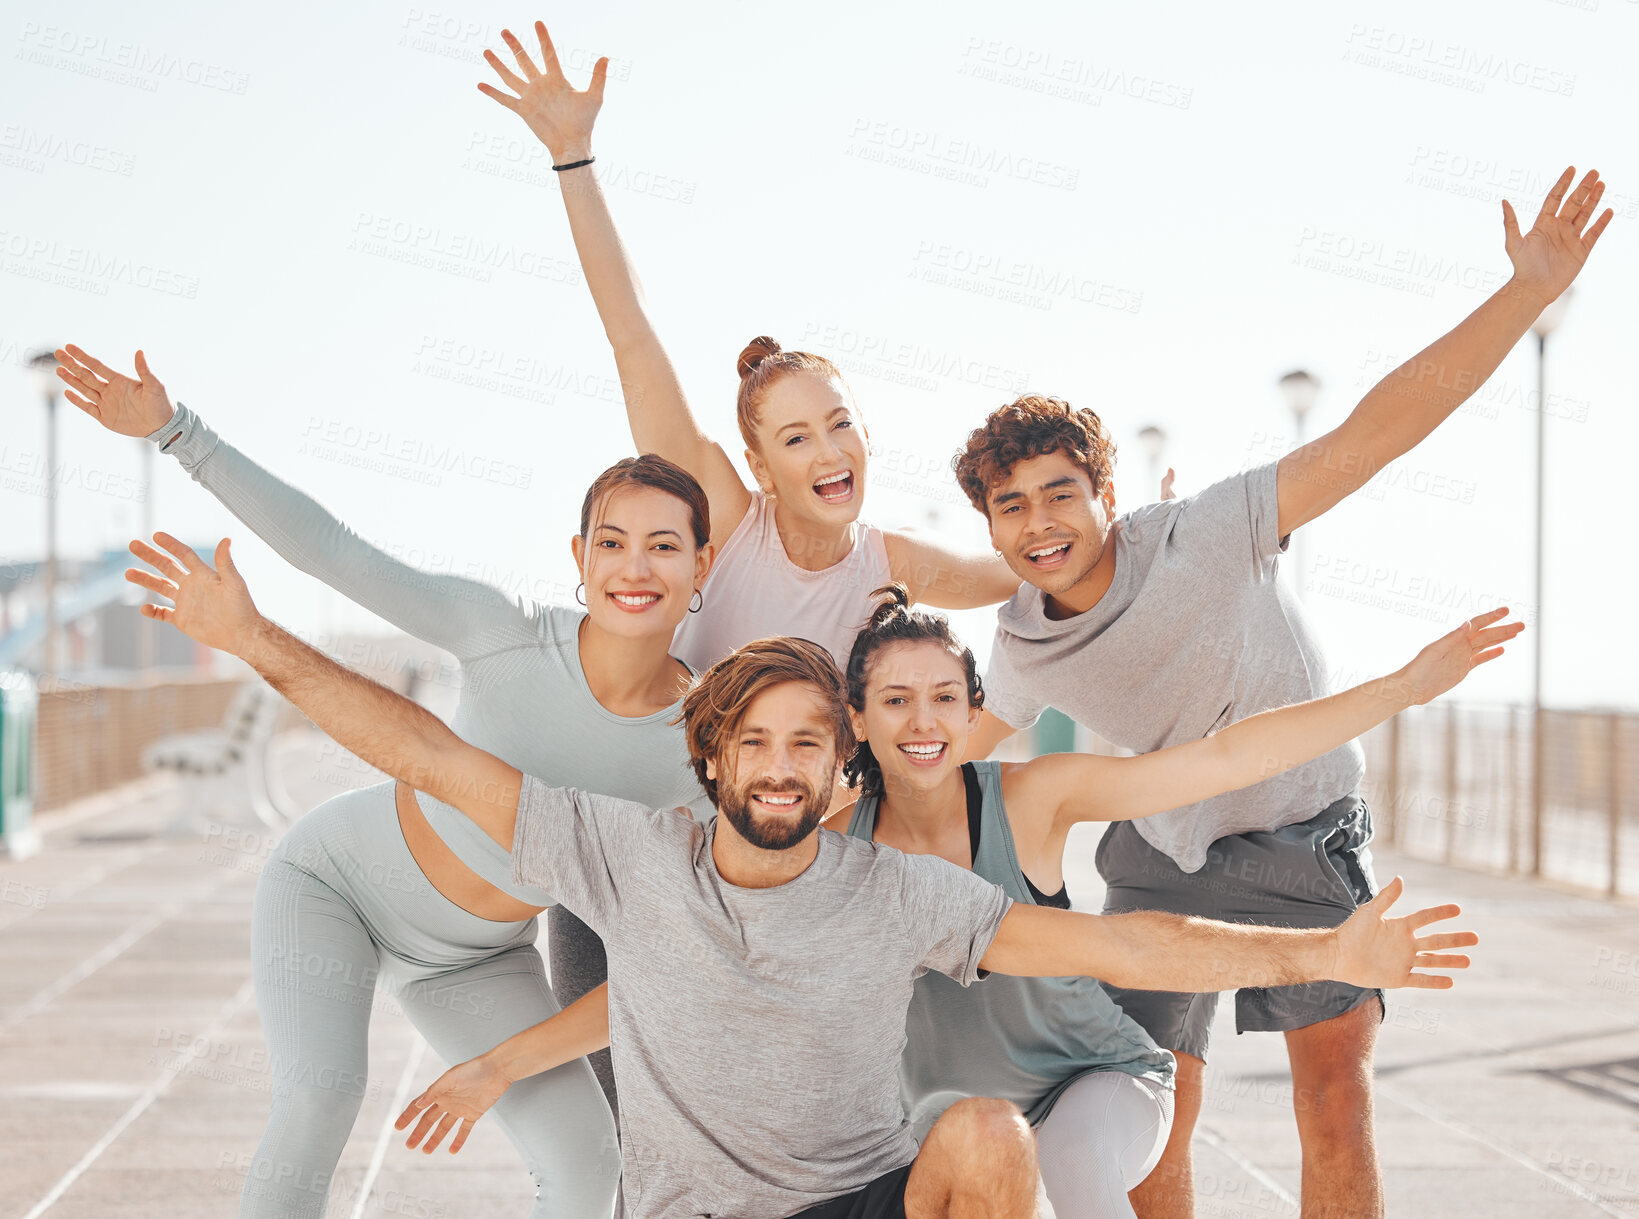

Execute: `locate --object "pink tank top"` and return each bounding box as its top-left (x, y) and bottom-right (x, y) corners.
top-left (671, 492), bottom-right (895, 674)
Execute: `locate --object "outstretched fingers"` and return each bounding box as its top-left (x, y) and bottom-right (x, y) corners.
top-left (129, 537), bottom-right (188, 582)
top-left (500, 27), bottom-right (541, 80)
top-left (422, 1112), bottom-right (460, 1153)
top-left (1583, 206), bottom-right (1615, 252)
top-left (534, 20), bottom-right (565, 79)
top-left (1414, 953), bottom-right (1472, 970)
top-left (1560, 170), bottom-right (1600, 226)
top-left (1416, 930), bottom-right (1479, 951)
top-left (1363, 875), bottom-right (1404, 915)
top-left (55, 366), bottom-right (104, 407)
top-left (448, 1118), bottom-right (475, 1154)
top-left (1470, 621), bottom-right (1525, 652)
top-left (151, 531), bottom-right (204, 572)
top-left (1404, 902), bottom-right (1463, 931)
top-left (1536, 166), bottom-right (1576, 224)
top-left (124, 567), bottom-right (178, 600)
top-left (482, 47), bottom-right (529, 96)
top-left (405, 1104), bottom-right (444, 1150)
top-left (1568, 179), bottom-right (1606, 231)
top-left (62, 343), bottom-right (117, 381)
top-left (394, 1094), bottom-right (430, 1132)
top-left (1401, 972), bottom-right (1457, 990)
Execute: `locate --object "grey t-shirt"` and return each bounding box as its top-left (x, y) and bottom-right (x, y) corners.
top-left (511, 775), bottom-right (1012, 1219)
top-left (984, 460), bottom-right (1365, 873)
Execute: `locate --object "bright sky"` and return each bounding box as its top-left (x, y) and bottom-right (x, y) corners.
top-left (3, 0), bottom-right (1635, 709)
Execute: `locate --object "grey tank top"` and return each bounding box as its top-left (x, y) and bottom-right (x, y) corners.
top-left (148, 403), bottom-right (714, 905)
top-left (847, 760), bottom-right (1175, 1131)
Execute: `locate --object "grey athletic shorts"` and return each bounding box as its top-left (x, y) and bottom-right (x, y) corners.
top-left (1095, 792), bottom-right (1384, 1061)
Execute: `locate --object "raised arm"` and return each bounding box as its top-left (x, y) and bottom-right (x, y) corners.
top-left (1277, 166), bottom-right (1613, 535)
top-left (884, 530), bottom-right (1021, 610)
top-left (124, 532), bottom-right (521, 847)
top-left (54, 345), bottom-right (540, 661)
top-left (1018, 608), bottom-right (1521, 829)
top-left (982, 877), bottom-right (1476, 993)
top-left (396, 982), bottom-right (612, 1154)
top-left (479, 21), bottom-right (750, 550)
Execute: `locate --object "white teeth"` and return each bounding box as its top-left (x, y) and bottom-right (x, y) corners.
top-left (1028, 544), bottom-right (1069, 559)
top-left (899, 743), bottom-right (945, 757)
top-left (756, 794), bottom-right (800, 805)
top-left (814, 471), bottom-right (850, 487)
top-left (612, 593), bottom-right (660, 606)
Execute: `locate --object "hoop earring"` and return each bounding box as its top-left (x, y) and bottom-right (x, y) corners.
top-left (689, 589), bottom-right (704, 614)
top-left (574, 583), bottom-right (587, 606)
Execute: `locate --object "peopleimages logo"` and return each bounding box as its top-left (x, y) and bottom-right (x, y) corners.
top-left (16, 22), bottom-right (250, 93)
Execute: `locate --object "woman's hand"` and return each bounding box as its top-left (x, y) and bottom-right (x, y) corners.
top-left (479, 21), bottom-right (607, 164)
top-left (1503, 166), bottom-right (1614, 309)
top-left (1395, 606), bottom-right (1523, 706)
top-left (394, 1053), bottom-right (516, 1154)
top-left (54, 345), bottom-right (174, 438)
top-left (124, 534), bottom-right (263, 656)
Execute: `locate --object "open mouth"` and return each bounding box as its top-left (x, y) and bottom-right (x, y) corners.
top-left (1023, 541), bottom-right (1072, 571)
top-left (608, 591), bottom-right (663, 612)
top-left (812, 470), bottom-right (854, 505)
top-left (897, 742), bottom-right (948, 766)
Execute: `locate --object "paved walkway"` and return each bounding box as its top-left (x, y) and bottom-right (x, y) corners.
top-left (2, 732), bottom-right (1636, 1218)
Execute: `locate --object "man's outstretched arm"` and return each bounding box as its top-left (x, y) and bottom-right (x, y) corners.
top-left (1277, 165), bottom-right (1613, 536)
top-left (980, 877), bottom-right (1477, 993)
top-left (125, 532), bottom-right (522, 848)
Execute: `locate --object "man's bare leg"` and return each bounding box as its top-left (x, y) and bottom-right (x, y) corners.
top-left (1286, 998), bottom-right (1384, 1219)
top-left (1128, 1051), bottom-right (1202, 1219)
top-left (905, 1096), bottom-right (1046, 1218)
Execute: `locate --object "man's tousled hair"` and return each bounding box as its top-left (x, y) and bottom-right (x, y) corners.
top-left (952, 395), bottom-right (1117, 516)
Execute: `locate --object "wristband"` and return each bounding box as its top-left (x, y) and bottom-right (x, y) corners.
top-left (552, 156), bottom-right (595, 172)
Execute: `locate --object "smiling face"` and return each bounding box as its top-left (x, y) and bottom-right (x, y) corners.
top-left (849, 641), bottom-right (982, 798)
top-left (706, 681), bottom-right (841, 852)
top-left (743, 372), bottom-right (870, 529)
top-left (572, 484), bottom-right (710, 640)
top-left (985, 450), bottom-right (1118, 608)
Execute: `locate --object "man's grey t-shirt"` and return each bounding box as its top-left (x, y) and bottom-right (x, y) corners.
top-left (511, 775), bottom-right (1012, 1219)
top-left (983, 460), bottom-right (1365, 874)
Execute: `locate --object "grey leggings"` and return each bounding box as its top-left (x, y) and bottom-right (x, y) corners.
top-left (244, 783), bottom-right (619, 1218)
top-left (1034, 1070), bottom-right (1173, 1219)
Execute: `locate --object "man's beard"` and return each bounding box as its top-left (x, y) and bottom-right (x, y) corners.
top-left (717, 775), bottom-right (826, 851)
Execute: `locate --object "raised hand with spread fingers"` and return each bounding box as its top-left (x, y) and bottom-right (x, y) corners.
top-left (478, 21), bottom-right (606, 167)
top-left (53, 344), bottom-right (175, 439)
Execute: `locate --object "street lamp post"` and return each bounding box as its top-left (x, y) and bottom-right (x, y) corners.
top-left (1277, 370), bottom-right (1321, 600)
top-left (1528, 290), bottom-right (1572, 878)
top-left (23, 350), bottom-right (60, 682)
top-left (1137, 425), bottom-right (1167, 501)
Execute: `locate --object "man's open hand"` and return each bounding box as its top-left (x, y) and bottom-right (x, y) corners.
top-left (1332, 877), bottom-right (1478, 990)
top-left (125, 534), bottom-right (262, 657)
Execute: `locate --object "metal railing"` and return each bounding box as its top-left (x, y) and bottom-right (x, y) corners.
top-left (1360, 703), bottom-right (1636, 899)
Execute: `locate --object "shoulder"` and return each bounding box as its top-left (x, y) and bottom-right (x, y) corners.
top-left (820, 799), bottom-right (862, 837)
top-left (542, 602), bottom-right (586, 640)
top-left (996, 758), bottom-right (1060, 830)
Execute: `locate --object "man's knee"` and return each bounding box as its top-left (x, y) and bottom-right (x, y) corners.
top-left (912, 1099), bottom-right (1041, 1214)
top-left (1287, 1002), bottom-right (1381, 1131)
top-left (927, 1097), bottom-right (1035, 1167)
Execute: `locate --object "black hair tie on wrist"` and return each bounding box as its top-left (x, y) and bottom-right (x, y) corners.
top-left (552, 156), bottom-right (595, 172)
